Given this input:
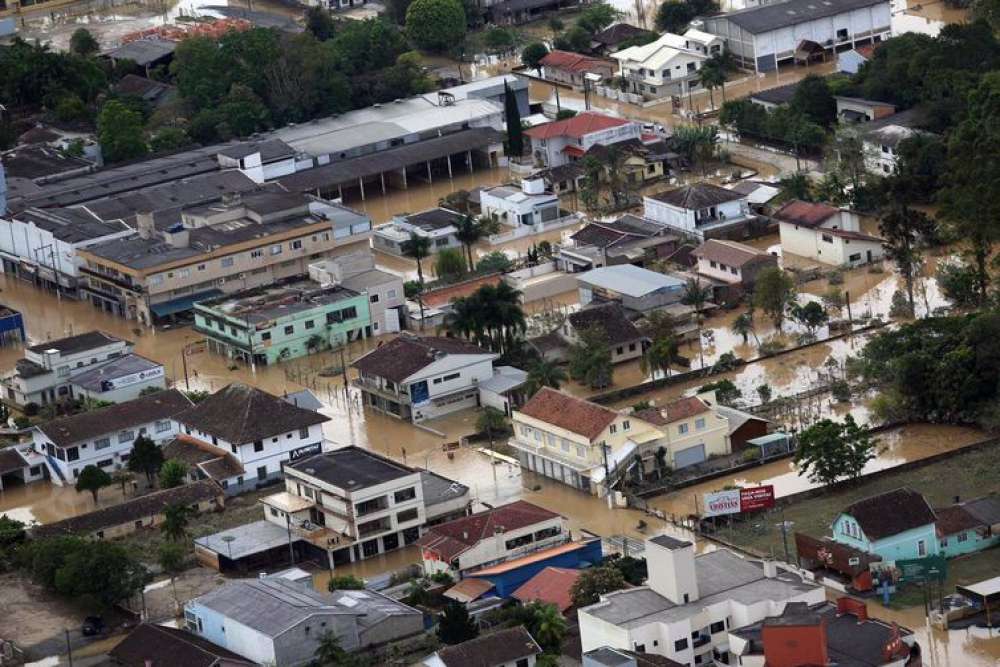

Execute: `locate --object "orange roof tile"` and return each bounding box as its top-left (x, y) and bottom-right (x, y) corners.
top-left (469, 541), bottom-right (586, 576)
top-left (525, 112), bottom-right (632, 141)
top-left (511, 566), bottom-right (582, 613)
top-left (517, 388), bottom-right (619, 440)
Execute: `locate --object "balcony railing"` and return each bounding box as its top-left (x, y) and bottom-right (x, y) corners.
top-left (351, 378), bottom-right (411, 403)
top-left (79, 267), bottom-right (143, 294)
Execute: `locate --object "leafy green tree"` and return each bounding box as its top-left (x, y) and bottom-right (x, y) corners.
top-left (55, 95), bottom-right (89, 122)
top-left (778, 172), bottom-right (813, 202)
top-left (641, 335), bottom-right (680, 379)
top-left (127, 435), bottom-right (164, 485)
top-left (794, 415), bottom-right (876, 486)
top-left (937, 260), bottom-right (980, 309)
top-left (434, 247), bottom-right (468, 280)
top-left (756, 383), bottom-right (773, 404)
top-left (522, 42), bottom-right (549, 75)
top-left (183, 390), bottom-right (210, 403)
top-left (477, 250), bottom-right (512, 273)
top-left (731, 312), bottom-right (757, 345)
top-left (504, 80), bottom-right (524, 157)
top-left (403, 232), bottom-right (432, 286)
top-left (753, 267), bottom-right (796, 330)
top-left (789, 74), bottom-right (836, 127)
top-left (560, 25), bottom-right (592, 53)
top-left (525, 357), bottom-right (567, 395)
top-left (70, 28), bottom-right (100, 57)
top-left (315, 630), bottom-right (349, 665)
top-left (75, 465), bottom-right (112, 504)
top-left (699, 379), bottom-right (741, 405)
top-left (879, 203), bottom-right (935, 315)
top-left (328, 574), bottom-right (365, 591)
top-left (790, 301), bottom-right (828, 335)
top-left (157, 541), bottom-right (187, 610)
top-left (149, 127), bottom-right (191, 153)
top-left (484, 27), bottom-right (517, 53)
top-left (97, 100), bottom-right (147, 163)
top-left (24, 537), bottom-right (147, 611)
top-left (161, 503), bottom-right (194, 542)
top-left (306, 6), bottom-right (337, 40)
top-left (681, 279), bottom-right (712, 368)
top-left (656, 1), bottom-right (694, 31)
top-left (890, 133), bottom-right (946, 203)
top-left (570, 565), bottom-right (627, 607)
top-left (577, 2), bottom-right (620, 33)
top-left (525, 602), bottom-right (567, 653)
top-left (569, 326), bottom-right (613, 389)
top-left (158, 459), bottom-right (188, 489)
top-left (437, 600), bottom-right (478, 644)
top-left (406, 0), bottom-right (466, 52)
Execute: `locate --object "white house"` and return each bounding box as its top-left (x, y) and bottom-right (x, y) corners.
top-left (2, 331), bottom-right (134, 408)
top-left (32, 389), bottom-right (192, 485)
top-left (69, 354), bottom-right (166, 404)
top-left (479, 179), bottom-right (561, 227)
top-left (577, 264), bottom-right (687, 314)
top-left (643, 183), bottom-right (753, 239)
top-left (775, 200), bottom-right (885, 267)
top-left (859, 109), bottom-right (934, 175)
top-left (352, 334), bottom-right (499, 423)
top-left (524, 112), bottom-right (642, 168)
top-left (578, 535), bottom-right (825, 664)
top-left (611, 31), bottom-right (711, 100)
top-left (417, 500), bottom-right (568, 575)
top-left (372, 208), bottom-right (465, 256)
top-left (309, 252), bottom-right (406, 336)
top-left (691, 239), bottom-right (777, 287)
top-left (175, 382), bottom-right (330, 490)
top-left (701, 0), bottom-right (891, 72)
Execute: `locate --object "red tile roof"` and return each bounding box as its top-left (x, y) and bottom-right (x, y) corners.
top-left (417, 500), bottom-right (561, 563)
top-left (774, 200), bottom-right (841, 228)
top-left (512, 566), bottom-right (582, 613)
top-left (635, 395), bottom-right (710, 426)
top-left (352, 334), bottom-right (492, 383)
top-left (540, 50), bottom-right (614, 73)
top-left (525, 111), bottom-right (632, 141)
top-left (517, 387), bottom-right (619, 440)
top-left (935, 505), bottom-right (982, 537)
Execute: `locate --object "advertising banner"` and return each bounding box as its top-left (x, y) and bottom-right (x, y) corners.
top-left (703, 489), bottom-right (741, 517)
top-left (702, 485), bottom-right (776, 517)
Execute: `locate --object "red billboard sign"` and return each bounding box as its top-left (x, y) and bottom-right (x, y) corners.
top-left (739, 485), bottom-right (776, 512)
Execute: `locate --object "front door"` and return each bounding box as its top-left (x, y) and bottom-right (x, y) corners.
top-left (917, 539), bottom-right (927, 557)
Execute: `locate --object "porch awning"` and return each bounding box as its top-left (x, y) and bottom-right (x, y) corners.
top-left (150, 289), bottom-right (223, 318)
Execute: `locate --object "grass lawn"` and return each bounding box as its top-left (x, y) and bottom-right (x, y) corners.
top-left (886, 547), bottom-right (1000, 609)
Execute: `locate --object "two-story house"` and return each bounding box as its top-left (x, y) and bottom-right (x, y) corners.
top-left (174, 383), bottom-right (329, 490)
top-left (371, 208), bottom-right (465, 257)
top-left (309, 252), bottom-right (406, 336)
top-left (858, 108), bottom-right (933, 175)
top-left (261, 446), bottom-right (470, 566)
top-left (577, 264), bottom-right (686, 315)
top-left (578, 535), bottom-right (824, 665)
top-left (539, 50), bottom-right (617, 89)
top-left (32, 388), bottom-right (191, 485)
top-left (510, 388), bottom-right (656, 496)
top-left (418, 500), bottom-right (568, 576)
top-left (643, 183), bottom-right (754, 240)
top-left (563, 303), bottom-right (647, 365)
top-left (691, 239), bottom-right (777, 300)
top-left (525, 112), bottom-right (642, 169)
top-left (830, 487), bottom-right (939, 564)
top-left (2, 330), bottom-right (133, 408)
top-left (352, 334), bottom-right (498, 423)
top-left (479, 179), bottom-right (564, 228)
top-left (775, 200), bottom-right (885, 267)
top-left (611, 31), bottom-right (711, 100)
top-left (633, 393), bottom-right (732, 470)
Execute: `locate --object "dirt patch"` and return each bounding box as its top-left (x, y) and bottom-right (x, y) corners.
top-left (139, 566), bottom-right (229, 623)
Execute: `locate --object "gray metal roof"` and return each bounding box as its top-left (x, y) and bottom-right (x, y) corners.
top-left (283, 389), bottom-right (324, 412)
top-left (287, 446), bottom-right (416, 490)
top-left (340, 269), bottom-right (402, 292)
top-left (195, 519), bottom-right (297, 559)
top-left (104, 38), bottom-right (177, 66)
top-left (13, 207), bottom-right (131, 244)
top-left (70, 354), bottom-right (162, 391)
top-left (578, 264), bottom-right (685, 298)
top-left (721, 0), bottom-right (887, 33)
top-left (420, 470), bottom-right (470, 507)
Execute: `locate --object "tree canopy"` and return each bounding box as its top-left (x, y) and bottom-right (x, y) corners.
top-left (75, 465), bottom-right (112, 504)
top-left (793, 415), bottom-right (876, 486)
top-left (570, 565), bottom-right (628, 607)
top-left (406, 0), bottom-right (466, 52)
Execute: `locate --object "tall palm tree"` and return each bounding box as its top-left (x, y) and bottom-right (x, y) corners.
top-left (640, 310), bottom-right (676, 341)
top-left (161, 503), bottom-right (194, 542)
top-left (529, 602), bottom-right (568, 653)
top-left (525, 357), bottom-right (567, 395)
top-left (681, 278), bottom-right (712, 368)
top-left (442, 296), bottom-right (482, 344)
top-left (454, 215), bottom-right (482, 269)
top-left (640, 334), bottom-right (680, 379)
top-left (731, 312), bottom-right (758, 346)
top-left (697, 61), bottom-right (724, 111)
top-left (403, 232), bottom-right (432, 329)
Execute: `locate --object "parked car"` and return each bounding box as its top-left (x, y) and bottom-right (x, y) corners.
top-left (82, 616), bottom-right (105, 636)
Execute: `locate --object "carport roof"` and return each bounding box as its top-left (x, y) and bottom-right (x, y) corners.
top-left (195, 519), bottom-right (299, 560)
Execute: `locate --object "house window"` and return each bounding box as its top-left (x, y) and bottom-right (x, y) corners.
top-left (395, 487), bottom-right (417, 503)
top-left (221, 257), bottom-right (234, 268)
top-left (397, 508), bottom-right (419, 523)
top-left (155, 420), bottom-right (172, 433)
top-left (623, 420), bottom-right (630, 431)
top-left (270, 244), bottom-right (283, 255)
top-left (576, 445), bottom-right (587, 457)
top-left (291, 240), bottom-right (303, 250)
top-left (678, 423), bottom-right (689, 435)
top-left (505, 534), bottom-right (534, 550)
top-left (917, 539), bottom-right (927, 557)
top-left (386, 289), bottom-right (397, 299)
top-left (836, 27), bottom-right (849, 40)
top-left (958, 532), bottom-right (969, 543)
top-left (616, 346), bottom-right (624, 355)
top-left (534, 526), bottom-right (561, 540)
top-left (251, 249), bottom-right (263, 259)
top-left (849, 253), bottom-right (862, 262)
top-left (370, 293), bottom-right (380, 303)
top-left (178, 268), bottom-right (191, 279)
top-left (610, 424), bottom-right (618, 434)
top-left (822, 233), bottom-right (834, 243)
top-left (299, 427), bottom-right (310, 439)
top-left (285, 325), bottom-right (294, 335)
top-left (257, 465), bottom-right (268, 481)
top-left (253, 440), bottom-right (264, 452)
top-left (710, 621), bottom-right (725, 634)
top-left (442, 372), bottom-right (460, 382)
top-left (197, 264), bottom-right (206, 271)
top-left (695, 417), bottom-right (706, 431)
top-left (940, 538), bottom-right (948, 548)
top-left (628, 343), bottom-right (636, 352)
top-left (305, 320), bottom-right (315, 330)
top-left (94, 438), bottom-right (111, 450)
top-left (516, 660), bottom-right (529, 667)
top-left (561, 440), bottom-right (570, 452)
top-left (96, 458), bottom-right (113, 468)
top-left (119, 430), bottom-right (135, 444)
top-left (674, 638), bottom-right (688, 651)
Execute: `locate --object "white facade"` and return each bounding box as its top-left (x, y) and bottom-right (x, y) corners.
top-left (529, 121), bottom-right (642, 169)
top-left (422, 512), bottom-right (568, 575)
top-left (643, 194), bottom-right (750, 237)
top-left (612, 33), bottom-right (709, 99)
top-left (778, 210), bottom-right (885, 267)
top-left (479, 180), bottom-right (561, 227)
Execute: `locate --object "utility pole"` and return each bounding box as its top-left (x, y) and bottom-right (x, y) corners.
top-left (65, 629), bottom-right (73, 667)
top-left (285, 512), bottom-right (295, 565)
top-left (602, 442), bottom-right (612, 509)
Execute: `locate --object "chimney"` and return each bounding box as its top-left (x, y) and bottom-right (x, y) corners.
top-left (762, 559), bottom-right (778, 578)
top-left (164, 228), bottom-right (190, 248)
top-left (644, 535), bottom-right (698, 604)
top-left (761, 612), bottom-right (828, 667)
top-left (136, 212), bottom-right (155, 239)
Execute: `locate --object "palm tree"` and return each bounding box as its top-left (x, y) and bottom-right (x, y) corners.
top-left (640, 310), bottom-right (676, 341)
top-left (161, 503), bottom-right (194, 542)
top-left (681, 279), bottom-right (712, 368)
top-left (314, 631), bottom-right (348, 666)
top-left (525, 357), bottom-right (567, 395)
top-left (697, 61), bottom-right (725, 111)
top-left (403, 232), bottom-right (432, 330)
top-left (640, 334), bottom-right (680, 379)
top-left (529, 602), bottom-right (567, 652)
top-left (442, 296), bottom-right (482, 344)
top-left (454, 215), bottom-right (483, 269)
top-left (731, 312), bottom-right (758, 346)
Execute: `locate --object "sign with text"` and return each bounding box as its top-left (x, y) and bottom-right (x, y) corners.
top-left (703, 485), bottom-right (776, 517)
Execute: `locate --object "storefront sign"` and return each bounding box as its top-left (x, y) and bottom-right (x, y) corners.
top-left (702, 485), bottom-right (776, 517)
top-left (105, 366), bottom-right (165, 390)
top-left (740, 485), bottom-right (776, 512)
top-left (289, 442), bottom-right (322, 460)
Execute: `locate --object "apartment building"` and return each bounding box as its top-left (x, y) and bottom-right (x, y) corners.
top-left (31, 389), bottom-right (191, 485)
top-left (2, 331), bottom-right (133, 408)
top-left (76, 190), bottom-right (373, 326)
top-left (308, 252), bottom-right (406, 336)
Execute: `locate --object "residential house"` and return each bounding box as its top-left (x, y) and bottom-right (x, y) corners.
top-left (0, 446), bottom-right (45, 490)
top-left (162, 435), bottom-right (248, 496)
top-left (512, 565), bottom-right (584, 615)
top-left (262, 446), bottom-right (470, 567)
top-left (372, 207), bottom-right (465, 256)
top-left (681, 28), bottom-right (726, 55)
top-left (577, 264), bottom-right (686, 314)
top-left (525, 112), bottom-right (642, 169)
top-left (729, 598), bottom-right (919, 667)
top-left (417, 500), bottom-right (568, 575)
top-left (2, 330), bottom-right (133, 408)
top-left (175, 383), bottom-right (330, 489)
top-left (351, 334), bottom-right (499, 423)
top-left (478, 366), bottom-right (529, 417)
top-left (727, 181), bottom-right (781, 214)
top-left (858, 109), bottom-right (934, 175)
top-left (830, 487), bottom-right (939, 564)
top-left (775, 199), bottom-right (885, 266)
top-left (185, 575), bottom-right (423, 666)
top-left (837, 44), bottom-right (876, 74)
top-left (591, 23), bottom-right (657, 55)
top-left (509, 388), bottom-right (656, 495)
top-left (564, 303), bottom-right (647, 364)
top-left (479, 179), bottom-right (566, 229)
top-left (113, 74), bottom-right (178, 111)
top-left (748, 81), bottom-right (802, 111)
top-left (691, 239), bottom-right (777, 298)
top-left (31, 388), bottom-right (191, 485)
top-left (584, 138), bottom-right (676, 189)
top-left (578, 536), bottom-right (825, 663)
top-left (935, 494), bottom-right (1000, 558)
top-left (107, 623), bottom-right (255, 667)
top-left (611, 32), bottom-right (712, 100)
top-left (77, 190), bottom-right (373, 325)
top-left (539, 50), bottom-right (617, 89)
top-left (309, 252), bottom-right (406, 336)
top-left (714, 404), bottom-right (771, 451)
top-left (194, 278), bottom-right (371, 366)
top-left (557, 215), bottom-right (681, 273)
top-left (700, 0), bottom-right (891, 72)
top-left (835, 96), bottom-right (896, 123)
top-left (424, 626), bottom-right (542, 667)
top-left (633, 393), bottom-right (732, 470)
top-left (70, 354), bottom-right (167, 404)
top-left (464, 538), bottom-right (604, 598)
top-left (643, 183), bottom-right (754, 240)
top-left (794, 532), bottom-right (883, 592)
top-left (33, 479), bottom-right (224, 540)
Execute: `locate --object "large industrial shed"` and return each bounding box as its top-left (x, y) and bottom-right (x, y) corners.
top-left (700, 0), bottom-right (891, 72)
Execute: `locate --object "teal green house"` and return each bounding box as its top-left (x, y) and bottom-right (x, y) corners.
top-left (194, 279), bottom-right (371, 366)
top-left (831, 487), bottom-right (939, 564)
top-left (936, 495), bottom-right (1000, 558)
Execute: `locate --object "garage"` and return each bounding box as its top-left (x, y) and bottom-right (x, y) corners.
top-left (674, 444), bottom-right (706, 469)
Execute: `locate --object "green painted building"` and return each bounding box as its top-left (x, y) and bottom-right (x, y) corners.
top-left (194, 279), bottom-right (371, 366)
